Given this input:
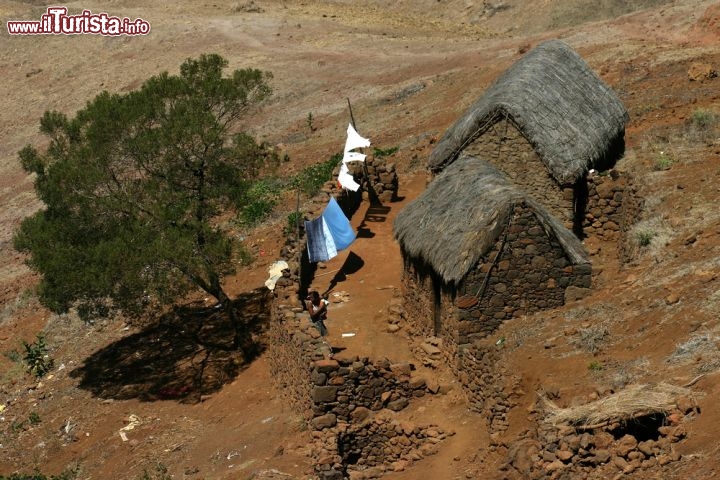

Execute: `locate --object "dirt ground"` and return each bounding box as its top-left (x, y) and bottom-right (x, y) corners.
top-left (1, 0), bottom-right (720, 478)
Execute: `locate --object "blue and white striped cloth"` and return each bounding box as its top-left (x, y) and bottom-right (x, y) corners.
top-left (305, 197), bottom-right (356, 263)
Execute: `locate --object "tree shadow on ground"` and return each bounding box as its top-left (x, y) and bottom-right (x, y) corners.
top-left (69, 288), bottom-right (271, 403)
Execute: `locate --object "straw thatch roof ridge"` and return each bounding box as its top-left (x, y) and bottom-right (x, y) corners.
top-left (428, 39), bottom-right (629, 185)
top-left (393, 155), bottom-right (589, 284)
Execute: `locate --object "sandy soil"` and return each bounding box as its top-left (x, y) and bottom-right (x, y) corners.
top-left (1, 0), bottom-right (720, 478)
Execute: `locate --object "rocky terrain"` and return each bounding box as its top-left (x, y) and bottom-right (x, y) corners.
top-left (1, 0), bottom-right (719, 479)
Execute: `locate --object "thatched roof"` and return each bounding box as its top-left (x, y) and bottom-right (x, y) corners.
top-left (394, 156), bottom-right (589, 284)
top-left (428, 39), bottom-right (629, 185)
top-left (543, 383), bottom-right (692, 430)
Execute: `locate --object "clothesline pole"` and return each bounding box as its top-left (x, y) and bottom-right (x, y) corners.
top-left (295, 187), bottom-right (301, 239)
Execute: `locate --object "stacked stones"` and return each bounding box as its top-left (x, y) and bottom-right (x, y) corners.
top-left (311, 413), bottom-right (449, 480)
top-left (454, 205), bottom-right (592, 344)
top-left (385, 293), bottom-right (404, 334)
top-left (329, 156), bottom-right (399, 204)
top-left (451, 343), bottom-right (523, 435)
top-left (583, 170), bottom-right (643, 262)
top-left (505, 418), bottom-right (690, 479)
top-left (309, 356), bottom-right (429, 423)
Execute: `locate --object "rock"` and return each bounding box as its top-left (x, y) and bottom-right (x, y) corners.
top-left (665, 293), bottom-right (680, 305)
top-left (594, 431), bottom-right (614, 450)
top-left (387, 324), bottom-right (401, 333)
top-left (312, 386), bottom-right (338, 403)
top-left (506, 439), bottom-right (539, 474)
top-left (613, 455), bottom-right (629, 470)
top-left (564, 286), bottom-right (592, 303)
top-left (420, 343), bottom-right (442, 356)
top-left (688, 62), bottom-right (718, 81)
top-left (311, 413), bottom-right (337, 429)
top-left (391, 460), bottom-right (408, 472)
top-left (593, 449), bottom-right (611, 464)
top-left (426, 378), bottom-right (440, 394)
top-left (637, 440), bottom-right (656, 457)
top-left (556, 449), bottom-right (573, 462)
top-left (390, 362), bottom-right (412, 376)
top-left (615, 434), bottom-right (638, 457)
top-left (409, 377), bottom-right (426, 389)
top-left (438, 383), bottom-right (454, 394)
top-left (351, 407), bottom-right (372, 422)
top-left (387, 398), bottom-right (409, 411)
top-left (544, 460), bottom-right (565, 472)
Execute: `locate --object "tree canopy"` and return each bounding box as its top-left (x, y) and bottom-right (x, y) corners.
top-left (15, 54), bottom-right (276, 345)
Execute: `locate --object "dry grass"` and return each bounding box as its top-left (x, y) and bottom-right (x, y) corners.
top-left (543, 382), bottom-right (691, 428)
top-left (575, 323), bottom-right (610, 354)
top-left (667, 331), bottom-right (720, 375)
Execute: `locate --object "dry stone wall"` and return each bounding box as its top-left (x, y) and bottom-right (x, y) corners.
top-left (311, 413), bottom-right (449, 480)
top-left (583, 169), bottom-right (644, 262)
top-left (505, 405), bottom-right (696, 479)
top-left (330, 156), bottom-right (399, 204)
top-left (452, 204), bottom-right (591, 345)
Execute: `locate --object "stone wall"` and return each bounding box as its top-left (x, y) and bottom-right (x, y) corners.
top-left (308, 355), bottom-right (429, 425)
top-left (311, 413), bottom-right (448, 480)
top-left (583, 169), bottom-right (644, 262)
top-left (330, 156), bottom-right (399, 204)
top-left (400, 203), bottom-right (591, 435)
top-left (505, 399), bottom-right (697, 478)
top-left (451, 204), bottom-right (591, 345)
top-left (402, 203), bottom-right (591, 349)
top-left (463, 119), bottom-right (574, 226)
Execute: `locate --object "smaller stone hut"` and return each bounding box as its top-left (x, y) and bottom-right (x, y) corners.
top-left (394, 156), bottom-right (591, 349)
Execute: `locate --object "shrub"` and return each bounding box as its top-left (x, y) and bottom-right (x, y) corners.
top-left (653, 151), bottom-right (674, 171)
top-left (22, 334), bottom-right (54, 378)
top-left (373, 146), bottom-right (398, 158)
top-left (636, 229), bottom-right (656, 247)
top-left (294, 153), bottom-right (341, 197)
top-left (689, 109), bottom-right (717, 129)
top-left (284, 211), bottom-right (303, 236)
top-left (239, 178), bottom-right (282, 226)
top-left (588, 361), bottom-right (604, 372)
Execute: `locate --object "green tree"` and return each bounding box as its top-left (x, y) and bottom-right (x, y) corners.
top-left (14, 54), bottom-right (275, 349)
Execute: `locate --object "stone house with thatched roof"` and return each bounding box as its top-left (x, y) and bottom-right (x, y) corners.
top-left (428, 39), bottom-right (630, 236)
top-left (394, 157), bottom-right (591, 347)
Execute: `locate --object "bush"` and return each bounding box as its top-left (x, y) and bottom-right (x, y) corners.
top-left (636, 229), bottom-right (656, 247)
top-left (22, 334), bottom-right (54, 378)
top-left (294, 153), bottom-right (341, 197)
top-left (284, 211), bottom-right (303, 236)
top-left (373, 146), bottom-right (398, 158)
top-left (0, 466), bottom-right (78, 480)
top-left (689, 109), bottom-right (717, 129)
top-left (653, 151), bottom-right (674, 171)
top-left (239, 178), bottom-right (282, 226)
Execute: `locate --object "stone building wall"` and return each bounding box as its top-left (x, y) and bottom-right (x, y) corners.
top-left (450, 204), bottom-right (591, 345)
top-left (463, 119), bottom-right (574, 226)
top-left (400, 203), bottom-right (591, 435)
top-left (583, 170), bottom-right (644, 262)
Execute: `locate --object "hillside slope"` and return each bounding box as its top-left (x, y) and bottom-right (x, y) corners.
top-left (1, 0), bottom-right (719, 478)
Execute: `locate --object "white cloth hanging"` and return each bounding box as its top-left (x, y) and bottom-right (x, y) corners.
top-left (344, 123), bottom-right (370, 154)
